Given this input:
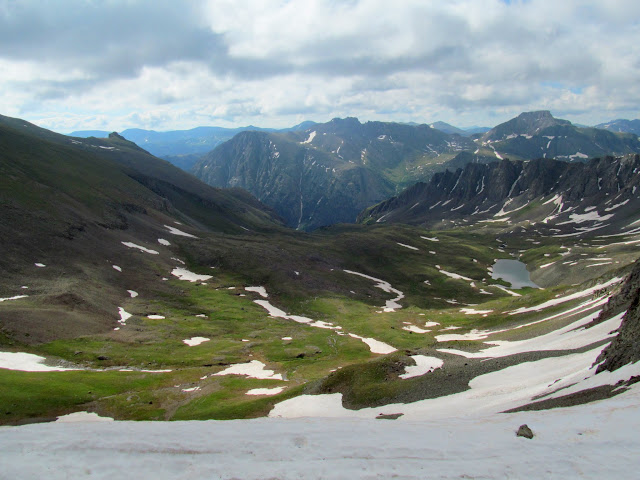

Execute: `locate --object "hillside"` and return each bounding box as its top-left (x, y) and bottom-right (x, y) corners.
top-left (0, 116), bottom-right (283, 342)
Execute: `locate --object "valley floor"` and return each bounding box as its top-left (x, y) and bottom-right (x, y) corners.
top-left (1, 383), bottom-right (639, 479)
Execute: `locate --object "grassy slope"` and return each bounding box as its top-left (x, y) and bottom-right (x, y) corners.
top-left (3, 216), bottom-right (630, 424)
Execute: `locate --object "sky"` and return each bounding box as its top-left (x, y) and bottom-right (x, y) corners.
top-left (1, 0), bottom-right (639, 133)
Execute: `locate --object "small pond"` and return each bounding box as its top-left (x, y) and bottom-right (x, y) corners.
top-left (490, 259), bottom-right (539, 289)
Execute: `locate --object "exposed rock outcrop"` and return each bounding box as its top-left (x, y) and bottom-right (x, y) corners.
top-left (596, 260), bottom-right (640, 373)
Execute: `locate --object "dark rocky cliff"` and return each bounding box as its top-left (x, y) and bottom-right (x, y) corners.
top-left (596, 260), bottom-right (640, 373)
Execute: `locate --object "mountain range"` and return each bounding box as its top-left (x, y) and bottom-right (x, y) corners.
top-left (190, 111), bottom-right (640, 230)
top-left (69, 121), bottom-right (318, 169)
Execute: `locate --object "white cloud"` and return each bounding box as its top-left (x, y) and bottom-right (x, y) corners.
top-left (1, 0), bottom-right (639, 131)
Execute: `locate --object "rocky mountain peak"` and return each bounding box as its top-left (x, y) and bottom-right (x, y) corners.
top-left (483, 110), bottom-right (572, 142)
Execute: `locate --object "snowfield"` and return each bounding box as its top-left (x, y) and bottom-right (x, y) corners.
top-left (2, 385), bottom-right (640, 479)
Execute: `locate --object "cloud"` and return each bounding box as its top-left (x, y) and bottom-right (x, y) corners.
top-left (0, 0), bottom-right (639, 131)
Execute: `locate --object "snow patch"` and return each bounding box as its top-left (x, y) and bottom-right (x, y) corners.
top-left (183, 337), bottom-right (210, 347)
top-left (347, 334), bottom-right (397, 354)
top-left (343, 270), bottom-right (404, 312)
top-left (121, 242), bottom-right (159, 255)
top-left (508, 277), bottom-right (622, 315)
top-left (164, 225), bottom-right (198, 238)
top-left (460, 308), bottom-right (493, 315)
top-left (301, 131), bottom-right (316, 144)
top-left (214, 360), bottom-right (284, 380)
top-left (0, 295), bottom-right (28, 302)
top-left (397, 242), bottom-right (419, 251)
top-left (399, 356), bottom-right (443, 379)
top-left (402, 325), bottom-right (430, 334)
top-left (171, 268), bottom-right (212, 282)
top-left (246, 286), bottom-right (268, 298)
top-left (246, 387), bottom-right (285, 396)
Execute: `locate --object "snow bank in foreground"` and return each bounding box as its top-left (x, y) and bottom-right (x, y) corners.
top-left (270, 344), bottom-right (618, 421)
top-left (6, 385), bottom-right (639, 479)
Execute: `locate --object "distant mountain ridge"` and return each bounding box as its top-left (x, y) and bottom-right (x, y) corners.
top-left (69, 121), bottom-right (318, 167)
top-left (474, 111), bottom-right (640, 162)
top-left (595, 119), bottom-right (640, 136)
top-left (192, 117), bottom-right (481, 229)
top-left (429, 121), bottom-right (490, 136)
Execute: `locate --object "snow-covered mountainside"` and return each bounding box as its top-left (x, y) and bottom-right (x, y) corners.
top-left (360, 154), bottom-right (640, 238)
